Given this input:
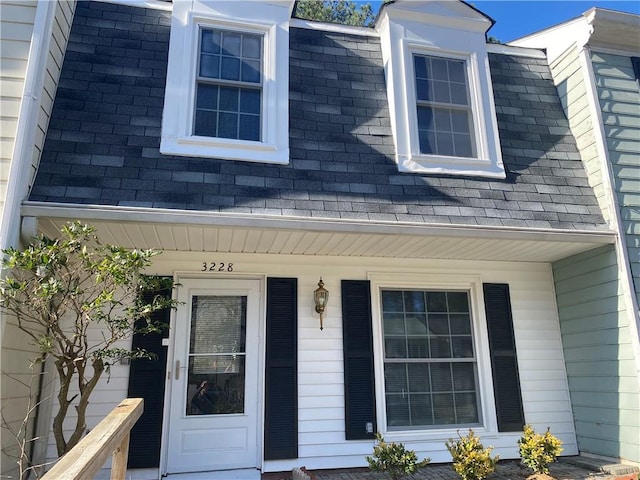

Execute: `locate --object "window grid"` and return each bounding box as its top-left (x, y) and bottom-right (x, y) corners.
top-left (382, 289), bottom-right (480, 429)
top-left (194, 28), bottom-right (263, 141)
top-left (414, 54), bottom-right (475, 158)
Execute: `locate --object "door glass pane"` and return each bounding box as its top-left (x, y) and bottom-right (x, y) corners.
top-left (186, 295), bottom-right (247, 416)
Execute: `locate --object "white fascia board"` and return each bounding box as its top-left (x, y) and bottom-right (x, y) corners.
top-left (289, 18), bottom-right (379, 37)
top-left (510, 17), bottom-right (590, 64)
top-left (21, 201), bottom-right (616, 246)
top-left (486, 43), bottom-right (546, 59)
top-left (94, 0), bottom-right (173, 11)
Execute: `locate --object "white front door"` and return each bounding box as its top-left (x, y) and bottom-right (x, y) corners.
top-left (166, 278), bottom-right (261, 474)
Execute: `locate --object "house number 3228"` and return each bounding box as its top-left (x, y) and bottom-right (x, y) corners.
top-left (201, 262), bottom-right (234, 272)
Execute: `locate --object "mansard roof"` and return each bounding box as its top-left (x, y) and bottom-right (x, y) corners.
top-left (30, 1), bottom-right (607, 231)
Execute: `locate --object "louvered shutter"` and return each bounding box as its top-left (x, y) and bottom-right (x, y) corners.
top-left (264, 278), bottom-right (298, 460)
top-left (483, 283), bottom-right (525, 432)
top-left (342, 280), bottom-right (376, 440)
top-left (127, 288), bottom-right (171, 468)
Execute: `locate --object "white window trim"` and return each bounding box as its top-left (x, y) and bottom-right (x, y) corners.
top-left (161, 12), bottom-right (289, 164)
top-left (378, 12), bottom-right (505, 179)
top-left (369, 272), bottom-right (499, 443)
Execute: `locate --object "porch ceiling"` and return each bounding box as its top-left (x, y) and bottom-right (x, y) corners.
top-left (24, 203), bottom-right (615, 263)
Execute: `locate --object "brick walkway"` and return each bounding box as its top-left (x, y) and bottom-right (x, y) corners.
top-left (262, 458), bottom-right (639, 480)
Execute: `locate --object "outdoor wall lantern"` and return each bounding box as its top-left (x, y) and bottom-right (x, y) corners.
top-left (314, 277), bottom-right (329, 330)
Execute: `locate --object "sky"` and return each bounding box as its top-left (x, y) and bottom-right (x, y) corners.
top-left (366, 1), bottom-right (640, 43)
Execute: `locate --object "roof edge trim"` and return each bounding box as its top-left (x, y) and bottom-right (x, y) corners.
top-left (22, 202), bottom-right (616, 245)
top-left (289, 17), bottom-right (379, 37)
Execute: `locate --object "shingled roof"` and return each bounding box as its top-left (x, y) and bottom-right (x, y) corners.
top-left (30, 1), bottom-right (607, 231)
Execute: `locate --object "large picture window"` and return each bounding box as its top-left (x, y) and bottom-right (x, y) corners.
top-left (414, 55), bottom-right (475, 158)
top-left (194, 28), bottom-right (263, 141)
top-left (382, 289), bottom-right (480, 429)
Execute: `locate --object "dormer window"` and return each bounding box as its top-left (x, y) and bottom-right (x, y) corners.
top-left (414, 54), bottom-right (475, 158)
top-left (377, 1), bottom-right (505, 179)
top-left (194, 29), bottom-right (263, 141)
top-left (161, 1), bottom-right (291, 164)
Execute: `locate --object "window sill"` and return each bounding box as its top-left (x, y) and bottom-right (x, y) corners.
top-left (384, 425), bottom-right (497, 444)
top-left (160, 136), bottom-right (289, 164)
top-left (398, 153), bottom-right (506, 179)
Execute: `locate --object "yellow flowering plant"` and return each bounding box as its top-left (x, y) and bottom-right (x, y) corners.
top-left (518, 425), bottom-right (563, 475)
top-left (446, 430), bottom-right (499, 480)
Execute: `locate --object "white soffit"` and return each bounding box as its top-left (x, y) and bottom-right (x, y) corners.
top-left (24, 204), bottom-right (615, 263)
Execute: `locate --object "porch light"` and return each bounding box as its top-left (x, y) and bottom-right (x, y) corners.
top-left (314, 277), bottom-right (329, 331)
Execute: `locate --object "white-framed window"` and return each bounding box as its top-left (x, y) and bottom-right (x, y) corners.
top-left (381, 289), bottom-right (480, 429)
top-left (413, 54), bottom-right (476, 159)
top-left (194, 28), bottom-right (263, 142)
top-left (161, 2), bottom-right (290, 164)
top-left (376, 2), bottom-right (505, 178)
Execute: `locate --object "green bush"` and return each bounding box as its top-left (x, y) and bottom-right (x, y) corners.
top-left (518, 425), bottom-right (563, 474)
top-left (366, 433), bottom-right (430, 480)
top-left (446, 430), bottom-right (499, 480)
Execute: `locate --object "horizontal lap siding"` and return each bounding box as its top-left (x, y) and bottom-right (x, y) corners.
top-left (41, 254), bottom-right (576, 471)
top-left (553, 245), bottom-right (640, 463)
top-left (592, 51), bottom-right (640, 311)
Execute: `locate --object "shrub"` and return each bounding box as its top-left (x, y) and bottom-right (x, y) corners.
top-left (367, 433), bottom-right (431, 480)
top-left (518, 425), bottom-right (563, 475)
top-left (446, 430), bottom-right (499, 480)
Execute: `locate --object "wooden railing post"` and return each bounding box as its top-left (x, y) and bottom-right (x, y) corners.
top-left (40, 398), bottom-right (143, 480)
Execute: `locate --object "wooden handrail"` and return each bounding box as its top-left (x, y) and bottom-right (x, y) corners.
top-left (41, 398), bottom-right (143, 480)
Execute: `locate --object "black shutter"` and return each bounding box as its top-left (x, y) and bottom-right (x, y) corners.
top-left (632, 57), bottom-right (640, 86)
top-left (264, 278), bottom-right (298, 460)
top-left (342, 280), bottom-right (376, 440)
top-left (127, 287), bottom-right (171, 468)
top-left (483, 283), bottom-right (525, 432)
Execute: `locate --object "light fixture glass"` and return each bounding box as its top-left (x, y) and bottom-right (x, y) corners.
top-left (314, 277), bottom-right (328, 330)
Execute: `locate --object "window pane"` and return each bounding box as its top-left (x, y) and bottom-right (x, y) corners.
top-left (200, 54), bottom-right (220, 78)
top-left (436, 131), bottom-right (455, 156)
top-left (406, 313), bottom-right (428, 335)
top-left (452, 363), bottom-right (475, 390)
top-left (218, 112), bottom-right (238, 138)
top-left (455, 392), bottom-right (478, 424)
top-left (452, 336), bottom-right (474, 358)
top-left (417, 106), bottom-right (433, 129)
top-left (448, 293), bottom-right (469, 312)
top-left (382, 290), bottom-right (404, 311)
top-left (385, 337), bottom-right (407, 358)
top-left (194, 110), bottom-right (217, 137)
top-left (242, 35), bottom-right (261, 59)
top-left (404, 291), bottom-right (425, 312)
top-left (407, 337), bottom-right (429, 358)
top-left (240, 89), bottom-right (261, 114)
top-left (426, 292), bottom-right (447, 312)
top-left (201, 29), bottom-right (221, 54)
top-left (434, 109), bottom-right (451, 131)
top-left (241, 59), bottom-right (261, 83)
top-left (385, 364), bottom-right (408, 393)
top-left (431, 58), bottom-right (448, 80)
top-left (450, 110), bottom-right (470, 133)
top-left (450, 314), bottom-right (471, 335)
top-left (239, 114), bottom-right (260, 141)
top-left (454, 134), bottom-right (474, 158)
top-left (428, 314), bottom-right (449, 335)
top-left (430, 336), bottom-right (451, 358)
top-left (430, 363), bottom-right (452, 392)
top-left (187, 356), bottom-right (245, 415)
top-left (433, 393), bottom-right (456, 425)
top-left (222, 32), bottom-right (241, 56)
top-left (386, 395), bottom-right (410, 427)
top-left (219, 87), bottom-right (239, 112)
top-left (190, 296), bottom-right (247, 354)
top-left (410, 394), bottom-right (433, 426)
top-left (419, 129), bottom-right (435, 154)
top-left (384, 312), bottom-right (405, 335)
top-left (433, 80), bottom-right (451, 103)
top-left (221, 57), bottom-right (240, 81)
top-left (416, 79), bottom-right (430, 101)
top-left (408, 363), bottom-right (430, 392)
top-left (450, 82), bottom-right (468, 105)
top-left (448, 60), bottom-right (465, 82)
top-left (414, 55), bottom-right (427, 78)
top-left (196, 84), bottom-right (218, 110)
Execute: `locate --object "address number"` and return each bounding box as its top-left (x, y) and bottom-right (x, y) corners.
top-left (201, 262), bottom-right (234, 272)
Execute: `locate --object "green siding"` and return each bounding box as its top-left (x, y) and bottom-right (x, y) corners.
top-left (592, 51), bottom-right (640, 310)
top-left (553, 245), bottom-right (640, 463)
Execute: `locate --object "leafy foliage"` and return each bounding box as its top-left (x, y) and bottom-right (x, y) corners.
top-left (0, 222), bottom-right (178, 457)
top-left (295, 0), bottom-right (376, 26)
top-left (446, 430), bottom-right (499, 480)
top-left (366, 433), bottom-right (430, 480)
top-left (518, 425), bottom-right (563, 474)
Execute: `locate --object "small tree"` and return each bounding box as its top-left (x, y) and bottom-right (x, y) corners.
top-left (446, 430), bottom-right (498, 480)
top-left (0, 222), bottom-right (178, 458)
top-left (518, 425), bottom-right (563, 475)
top-left (295, 0), bottom-right (376, 26)
top-left (367, 433), bottom-right (430, 480)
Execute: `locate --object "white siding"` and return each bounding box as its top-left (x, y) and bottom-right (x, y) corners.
top-left (40, 252), bottom-right (577, 473)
